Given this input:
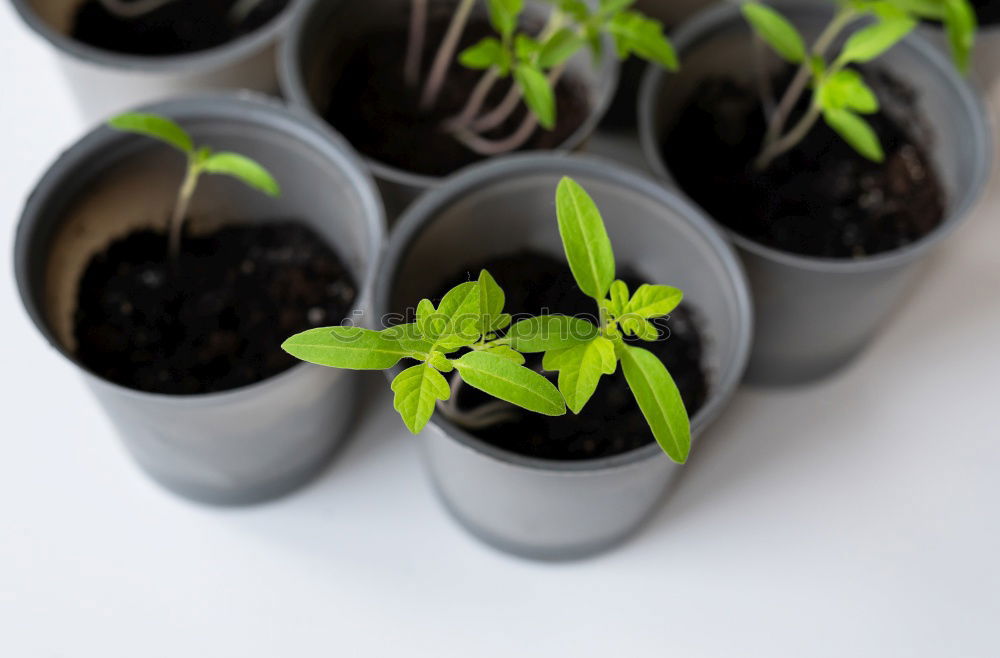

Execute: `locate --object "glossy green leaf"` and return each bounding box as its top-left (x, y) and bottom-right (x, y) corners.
top-left (282, 326), bottom-right (412, 369)
top-left (606, 11), bottom-right (678, 70)
top-left (459, 37), bottom-right (505, 69)
top-left (454, 351), bottom-right (566, 416)
top-left (487, 0), bottom-right (523, 39)
top-left (436, 281), bottom-right (482, 343)
top-left (482, 344), bottom-right (526, 365)
top-left (416, 299), bottom-right (445, 341)
top-left (818, 69), bottom-right (879, 113)
top-left (839, 15), bottom-right (916, 63)
top-left (507, 315), bottom-right (600, 352)
top-left (741, 2), bottom-right (807, 64)
top-left (608, 280), bottom-right (629, 316)
top-left (620, 316), bottom-right (660, 341)
top-left (619, 344), bottom-right (690, 463)
top-left (107, 112), bottom-right (194, 154)
top-left (624, 284), bottom-right (684, 319)
top-left (549, 336), bottom-right (617, 413)
top-left (538, 28), bottom-right (584, 69)
top-left (391, 364), bottom-right (451, 434)
top-left (514, 64), bottom-right (556, 129)
top-left (823, 107), bottom-right (885, 162)
top-left (555, 177), bottom-right (616, 301)
top-left (201, 152), bottom-right (281, 197)
top-left (478, 270), bottom-right (509, 334)
top-left (428, 351), bottom-right (455, 372)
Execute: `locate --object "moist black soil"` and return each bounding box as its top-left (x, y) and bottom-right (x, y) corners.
top-left (662, 69), bottom-right (945, 259)
top-left (325, 17), bottom-right (591, 177)
top-left (74, 222), bottom-right (356, 395)
top-left (72, 0), bottom-right (289, 56)
top-left (430, 251), bottom-right (709, 461)
top-left (973, 0), bottom-right (1000, 25)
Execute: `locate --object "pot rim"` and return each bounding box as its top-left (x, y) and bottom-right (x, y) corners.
top-left (12, 91), bottom-right (386, 407)
top-left (8, 0), bottom-right (300, 75)
top-left (638, 0), bottom-right (994, 275)
top-left (374, 152), bottom-right (753, 475)
top-left (278, 0), bottom-right (622, 190)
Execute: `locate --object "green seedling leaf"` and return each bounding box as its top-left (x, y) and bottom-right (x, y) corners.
top-left (507, 315), bottom-right (600, 352)
top-left (436, 281), bottom-right (482, 344)
top-left (558, 0), bottom-right (591, 22)
top-left (428, 351), bottom-right (455, 372)
top-left (460, 37), bottom-right (506, 69)
top-left (606, 11), bottom-right (678, 70)
top-left (538, 28), bottom-right (585, 68)
top-left (107, 112), bottom-right (194, 154)
top-left (599, 0), bottom-right (636, 15)
top-left (818, 69), bottom-right (879, 113)
top-left (624, 284), bottom-right (683, 319)
top-left (741, 1), bottom-right (807, 63)
top-left (555, 177), bottom-right (616, 301)
top-left (487, 0), bottom-right (524, 39)
top-left (608, 280), bottom-right (629, 316)
top-left (482, 344), bottom-right (526, 365)
top-left (515, 34), bottom-right (542, 61)
top-left (944, 0), bottom-right (977, 73)
top-left (282, 326), bottom-right (413, 369)
top-left (839, 15), bottom-right (916, 63)
top-left (454, 351), bottom-right (566, 416)
top-left (619, 344), bottom-right (690, 463)
top-left (391, 364), bottom-right (451, 434)
top-left (478, 270), bottom-right (510, 334)
top-left (823, 107), bottom-right (885, 162)
top-left (514, 64), bottom-right (556, 129)
top-left (548, 336), bottom-right (617, 414)
top-left (201, 152), bottom-right (280, 197)
top-left (416, 298), bottom-right (446, 341)
top-left (619, 316), bottom-right (660, 341)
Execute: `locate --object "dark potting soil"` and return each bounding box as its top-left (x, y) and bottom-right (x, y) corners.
top-left (325, 17), bottom-right (591, 177)
top-left (661, 70), bottom-right (945, 259)
top-left (972, 0), bottom-right (1000, 25)
top-left (74, 222), bottom-right (356, 395)
top-left (428, 251), bottom-right (709, 461)
top-left (72, 0), bottom-right (289, 56)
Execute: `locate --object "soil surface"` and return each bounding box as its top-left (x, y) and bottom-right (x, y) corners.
top-left (74, 222), bottom-right (356, 395)
top-left (429, 251), bottom-right (709, 461)
top-left (72, 0), bottom-right (289, 56)
top-left (662, 70), bottom-right (945, 259)
top-left (973, 0), bottom-right (1000, 25)
top-left (325, 17), bottom-right (591, 177)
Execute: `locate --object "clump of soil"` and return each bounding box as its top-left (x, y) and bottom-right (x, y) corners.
top-left (429, 251), bottom-right (709, 461)
top-left (74, 222), bottom-right (356, 395)
top-left (661, 69), bottom-right (946, 259)
top-left (72, 0), bottom-right (289, 56)
top-left (325, 17), bottom-right (591, 177)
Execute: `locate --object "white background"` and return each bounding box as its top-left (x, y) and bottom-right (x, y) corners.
top-left (2, 4), bottom-right (999, 657)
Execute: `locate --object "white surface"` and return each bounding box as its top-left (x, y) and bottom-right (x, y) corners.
top-left (2, 5), bottom-right (1000, 656)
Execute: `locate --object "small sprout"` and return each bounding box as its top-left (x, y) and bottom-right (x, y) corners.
top-left (283, 178), bottom-right (692, 464)
top-left (406, 0), bottom-right (678, 156)
top-left (108, 112), bottom-right (280, 260)
top-left (741, 0), bottom-right (977, 170)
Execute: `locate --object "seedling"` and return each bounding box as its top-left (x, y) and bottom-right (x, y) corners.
top-left (283, 178), bottom-right (692, 463)
top-left (107, 112), bottom-right (280, 260)
top-left (405, 0), bottom-right (679, 155)
top-left (741, 0), bottom-right (976, 170)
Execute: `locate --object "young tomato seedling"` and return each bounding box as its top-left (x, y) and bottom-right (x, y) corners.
top-left (406, 0), bottom-right (679, 155)
top-left (741, 0), bottom-right (976, 170)
top-left (283, 177), bottom-right (693, 463)
top-left (108, 112), bottom-right (281, 260)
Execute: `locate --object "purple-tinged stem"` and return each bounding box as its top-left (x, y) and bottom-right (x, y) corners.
top-left (405, 0), bottom-right (428, 88)
top-left (420, 0), bottom-right (476, 110)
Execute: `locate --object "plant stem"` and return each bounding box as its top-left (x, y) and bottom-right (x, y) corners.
top-left (447, 68), bottom-right (500, 130)
top-left (420, 0), bottom-right (476, 111)
top-left (760, 9), bottom-right (856, 155)
top-left (752, 35), bottom-right (776, 121)
top-left (754, 104), bottom-right (821, 171)
top-left (168, 163), bottom-right (201, 261)
top-left (467, 12), bottom-right (565, 133)
top-left (98, 0), bottom-right (178, 18)
top-left (405, 0), bottom-right (428, 88)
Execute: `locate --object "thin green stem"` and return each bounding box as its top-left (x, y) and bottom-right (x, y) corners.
top-left (755, 104), bottom-right (822, 171)
top-left (168, 163), bottom-right (200, 261)
top-left (420, 0), bottom-right (476, 110)
top-left (760, 9), bottom-right (857, 158)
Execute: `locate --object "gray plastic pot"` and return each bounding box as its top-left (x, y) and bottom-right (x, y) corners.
top-left (373, 154), bottom-right (752, 560)
top-left (9, 0), bottom-right (299, 124)
top-left (639, 1), bottom-right (992, 386)
top-left (14, 93), bottom-right (385, 505)
top-left (279, 0), bottom-right (619, 219)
